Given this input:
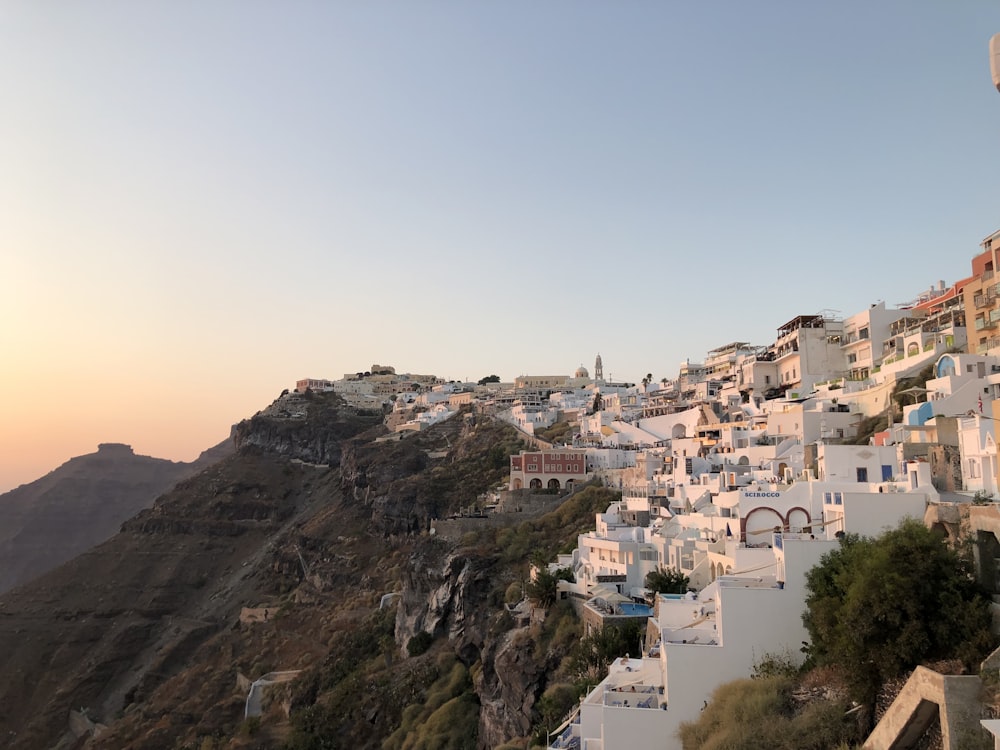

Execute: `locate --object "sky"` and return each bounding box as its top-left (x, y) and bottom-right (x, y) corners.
top-left (2, 2), bottom-right (1000, 493)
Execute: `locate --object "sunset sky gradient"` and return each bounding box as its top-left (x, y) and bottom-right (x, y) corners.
top-left (3, 2), bottom-right (1000, 492)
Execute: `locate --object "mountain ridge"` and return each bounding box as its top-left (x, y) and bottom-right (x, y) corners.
top-left (0, 437), bottom-right (234, 594)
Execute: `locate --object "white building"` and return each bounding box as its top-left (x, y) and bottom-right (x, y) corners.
top-left (772, 314), bottom-right (846, 395)
top-left (840, 301), bottom-right (908, 382)
top-left (558, 469), bottom-right (936, 750)
top-left (558, 536), bottom-right (835, 750)
top-left (903, 353), bottom-right (1000, 428)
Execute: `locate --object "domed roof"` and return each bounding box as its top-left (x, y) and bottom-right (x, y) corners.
top-left (575, 365), bottom-right (589, 378)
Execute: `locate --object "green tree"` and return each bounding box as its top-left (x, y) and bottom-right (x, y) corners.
top-left (644, 566), bottom-right (689, 594)
top-left (802, 519), bottom-right (995, 713)
top-left (478, 374), bottom-right (500, 385)
top-left (568, 622), bottom-right (645, 682)
top-left (525, 567), bottom-right (572, 608)
top-left (591, 391), bottom-right (603, 413)
top-left (525, 567), bottom-right (558, 608)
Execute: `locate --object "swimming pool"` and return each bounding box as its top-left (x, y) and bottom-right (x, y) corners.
top-left (617, 602), bottom-right (653, 616)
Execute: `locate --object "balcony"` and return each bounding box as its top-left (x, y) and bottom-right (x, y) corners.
top-left (976, 318), bottom-right (997, 331)
top-left (978, 337), bottom-right (1000, 354)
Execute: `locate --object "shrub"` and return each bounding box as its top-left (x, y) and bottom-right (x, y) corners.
top-left (505, 581), bottom-right (523, 604)
top-left (644, 566), bottom-right (689, 594)
top-left (803, 519), bottom-right (995, 712)
top-left (407, 631), bottom-right (435, 657)
top-left (678, 676), bottom-right (861, 750)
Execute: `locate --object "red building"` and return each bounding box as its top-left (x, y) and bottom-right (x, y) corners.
top-left (509, 449), bottom-right (589, 490)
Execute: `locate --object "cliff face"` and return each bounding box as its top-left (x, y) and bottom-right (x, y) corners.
top-left (395, 544), bottom-right (496, 663)
top-left (0, 396), bottom-right (556, 750)
top-left (476, 628), bottom-right (550, 748)
top-left (340, 412), bottom-right (525, 536)
top-left (394, 544), bottom-right (549, 748)
top-left (233, 390), bottom-right (385, 466)
top-left (0, 440), bottom-right (232, 594)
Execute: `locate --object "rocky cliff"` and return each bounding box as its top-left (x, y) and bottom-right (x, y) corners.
top-left (394, 543), bottom-right (553, 748)
top-left (0, 394), bottom-right (595, 750)
top-left (233, 390), bottom-right (385, 465)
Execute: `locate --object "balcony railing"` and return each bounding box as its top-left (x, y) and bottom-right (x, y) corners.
top-left (977, 337), bottom-right (1000, 354)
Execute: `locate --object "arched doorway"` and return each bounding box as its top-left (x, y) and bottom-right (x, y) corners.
top-left (744, 507), bottom-right (784, 542)
top-left (787, 507), bottom-right (811, 533)
top-left (512, 478), bottom-right (523, 490)
top-left (529, 478), bottom-right (542, 490)
top-left (548, 478), bottom-right (561, 490)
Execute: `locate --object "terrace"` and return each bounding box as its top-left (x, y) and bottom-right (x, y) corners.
top-left (583, 657), bottom-right (665, 710)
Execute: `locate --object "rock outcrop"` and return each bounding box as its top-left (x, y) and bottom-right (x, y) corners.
top-left (395, 545), bottom-right (495, 662)
top-left (394, 542), bottom-right (550, 748)
top-left (234, 391), bottom-right (384, 466)
top-left (476, 628), bottom-right (548, 749)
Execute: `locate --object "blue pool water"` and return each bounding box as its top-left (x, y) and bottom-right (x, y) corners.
top-left (618, 602), bottom-right (653, 616)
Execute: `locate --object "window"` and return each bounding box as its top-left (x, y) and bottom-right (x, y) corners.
top-left (856, 467), bottom-right (868, 482)
top-left (859, 327), bottom-right (870, 340)
top-left (881, 465), bottom-right (893, 481)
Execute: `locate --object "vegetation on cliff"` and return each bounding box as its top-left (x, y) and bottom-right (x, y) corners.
top-left (278, 481), bottom-right (624, 750)
top-left (678, 672), bottom-right (860, 750)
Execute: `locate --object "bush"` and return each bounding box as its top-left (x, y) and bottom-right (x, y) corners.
top-left (505, 581), bottom-right (523, 605)
top-left (242, 716), bottom-right (261, 736)
top-left (752, 649), bottom-right (799, 680)
top-left (567, 622), bottom-right (644, 682)
top-left (533, 683), bottom-right (581, 745)
top-left (407, 631), bottom-right (435, 657)
top-left (382, 657), bottom-right (479, 750)
top-left (803, 519), bottom-right (995, 712)
top-left (644, 566), bottom-right (689, 594)
top-left (526, 568), bottom-right (559, 608)
top-left (678, 676), bottom-right (861, 750)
